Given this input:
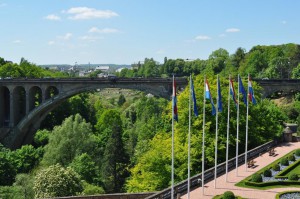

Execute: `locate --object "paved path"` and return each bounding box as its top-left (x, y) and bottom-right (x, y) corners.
top-left (181, 142), bottom-right (300, 199)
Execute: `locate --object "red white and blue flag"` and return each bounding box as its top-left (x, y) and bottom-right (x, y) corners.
top-left (173, 77), bottom-right (178, 121)
top-left (248, 76), bottom-right (257, 105)
top-left (205, 79), bottom-right (216, 115)
top-left (239, 76), bottom-right (247, 105)
top-left (229, 78), bottom-right (238, 107)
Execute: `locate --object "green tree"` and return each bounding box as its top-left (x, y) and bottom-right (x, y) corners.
top-left (33, 164), bottom-right (83, 198)
top-left (13, 174), bottom-right (34, 199)
top-left (291, 63), bottom-right (300, 78)
top-left (33, 129), bottom-right (50, 147)
top-left (206, 48), bottom-right (229, 74)
top-left (42, 114), bottom-right (95, 166)
top-left (95, 109), bottom-right (129, 192)
top-left (101, 128), bottom-right (129, 193)
top-left (70, 153), bottom-right (97, 184)
top-left (118, 94), bottom-right (126, 106)
top-left (231, 47), bottom-right (246, 68)
top-left (0, 150), bottom-right (16, 186)
top-left (12, 145), bottom-right (42, 173)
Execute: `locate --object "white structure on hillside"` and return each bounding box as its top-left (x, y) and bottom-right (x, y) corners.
top-left (95, 66), bottom-right (110, 72)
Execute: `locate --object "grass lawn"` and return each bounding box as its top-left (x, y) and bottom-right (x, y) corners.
top-left (284, 162), bottom-right (300, 175)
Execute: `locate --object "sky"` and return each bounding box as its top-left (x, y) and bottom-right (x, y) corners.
top-left (0, 0), bottom-right (300, 65)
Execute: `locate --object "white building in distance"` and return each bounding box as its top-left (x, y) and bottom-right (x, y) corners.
top-left (95, 66), bottom-right (110, 72)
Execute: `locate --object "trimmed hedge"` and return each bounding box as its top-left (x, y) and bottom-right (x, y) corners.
top-left (295, 149), bottom-right (300, 156)
top-left (223, 191), bottom-right (235, 199)
top-left (245, 180), bottom-right (300, 187)
top-left (280, 157), bottom-right (289, 166)
top-left (272, 164), bottom-right (280, 171)
top-left (288, 154), bottom-right (296, 161)
top-left (251, 174), bottom-right (262, 183)
top-left (263, 169), bottom-right (272, 177)
top-left (275, 158), bottom-right (300, 179)
top-left (288, 173), bottom-right (299, 181)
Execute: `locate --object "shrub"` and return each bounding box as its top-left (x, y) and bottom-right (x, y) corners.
top-left (272, 164), bottom-right (280, 171)
top-left (280, 158), bottom-right (289, 166)
top-left (288, 173), bottom-right (299, 181)
top-left (263, 169), bottom-right (272, 177)
top-left (34, 164), bottom-right (83, 198)
top-left (288, 154), bottom-right (296, 162)
top-left (295, 149), bottom-right (300, 156)
top-left (223, 191), bottom-right (235, 199)
top-left (251, 173), bottom-right (262, 183)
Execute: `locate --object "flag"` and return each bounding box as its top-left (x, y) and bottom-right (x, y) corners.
top-left (248, 76), bottom-right (257, 105)
top-left (217, 76), bottom-right (223, 112)
top-left (205, 79), bottom-right (216, 115)
top-left (229, 78), bottom-right (238, 107)
top-left (238, 76), bottom-right (247, 105)
top-left (173, 77), bottom-right (178, 121)
top-left (191, 77), bottom-right (198, 117)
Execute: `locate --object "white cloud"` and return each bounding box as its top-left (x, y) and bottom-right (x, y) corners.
top-left (226, 28), bottom-right (240, 33)
top-left (45, 14), bottom-right (61, 21)
top-left (88, 27), bottom-right (119, 33)
top-left (66, 7), bottom-right (119, 20)
top-left (48, 41), bottom-right (55, 45)
top-left (13, 40), bottom-right (21, 44)
top-left (58, 33), bottom-right (72, 40)
top-left (195, 35), bottom-right (211, 40)
top-left (79, 35), bottom-right (102, 42)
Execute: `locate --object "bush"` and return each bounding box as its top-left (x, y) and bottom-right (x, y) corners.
top-left (263, 169), bottom-right (272, 177)
top-left (82, 182), bottom-right (105, 195)
top-left (295, 149), bottom-right (300, 156)
top-left (251, 173), bottom-right (263, 183)
top-left (272, 164), bottom-right (280, 171)
top-left (288, 154), bottom-right (296, 162)
top-left (281, 158), bottom-right (289, 166)
top-left (0, 154), bottom-right (16, 186)
top-left (34, 164), bottom-right (83, 198)
top-left (223, 191), bottom-right (235, 199)
top-left (288, 173), bottom-right (299, 181)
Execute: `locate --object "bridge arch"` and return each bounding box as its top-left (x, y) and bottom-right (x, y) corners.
top-left (28, 86), bottom-right (42, 112)
top-left (45, 86), bottom-right (59, 100)
top-left (0, 77), bottom-right (188, 148)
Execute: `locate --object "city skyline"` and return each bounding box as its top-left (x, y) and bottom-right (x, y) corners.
top-left (1, 0), bottom-right (299, 65)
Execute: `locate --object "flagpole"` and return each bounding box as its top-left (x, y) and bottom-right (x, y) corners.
top-left (226, 75), bottom-right (230, 182)
top-left (202, 76), bottom-right (206, 196)
top-left (214, 75), bottom-right (219, 188)
top-left (236, 74), bottom-right (240, 176)
top-left (171, 75), bottom-right (175, 199)
top-left (188, 75), bottom-right (191, 199)
top-left (245, 74), bottom-right (249, 171)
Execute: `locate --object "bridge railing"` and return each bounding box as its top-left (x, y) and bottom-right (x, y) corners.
top-left (145, 140), bottom-right (278, 199)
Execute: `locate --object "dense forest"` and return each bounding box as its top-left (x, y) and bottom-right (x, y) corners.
top-left (0, 43), bottom-right (300, 198)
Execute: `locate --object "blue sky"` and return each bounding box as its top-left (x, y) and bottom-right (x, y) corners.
top-left (0, 0), bottom-right (299, 65)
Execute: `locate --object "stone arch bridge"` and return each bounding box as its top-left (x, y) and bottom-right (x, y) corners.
top-left (0, 78), bottom-right (298, 149)
top-left (254, 79), bottom-right (300, 98)
top-left (0, 77), bottom-right (187, 149)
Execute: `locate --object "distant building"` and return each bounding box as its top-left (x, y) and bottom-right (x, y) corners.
top-left (95, 66), bottom-right (110, 72)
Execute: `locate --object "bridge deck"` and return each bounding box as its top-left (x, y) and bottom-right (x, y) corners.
top-left (180, 142), bottom-right (300, 199)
